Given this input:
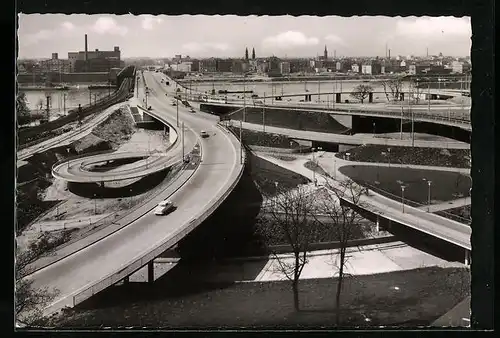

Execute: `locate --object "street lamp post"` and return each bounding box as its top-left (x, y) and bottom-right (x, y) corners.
top-left (400, 185), bottom-right (406, 213)
top-left (239, 119), bottom-right (243, 164)
top-left (63, 93), bottom-right (67, 115)
top-left (93, 194), bottom-right (97, 215)
top-left (176, 96), bottom-right (179, 127)
top-left (182, 121), bottom-right (185, 162)
top-left (387, 148), bottom-right (391, 167)
top-left (333, 156), bottom-right (337, 179)
top-left (400, 106), bottom-right (404, 140)
top-left (263, 91), bottom-right (266, 132)
top-left (427, 180), bottom-right (432, 212)
top-left (312, 147), bottom-right (316, 186)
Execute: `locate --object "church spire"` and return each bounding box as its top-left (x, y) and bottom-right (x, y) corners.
top-left (324, 45), bottom-right (328, 59)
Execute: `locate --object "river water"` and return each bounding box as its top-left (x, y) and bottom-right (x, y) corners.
top-left (20, 86), bottom-right (112, 117)
top-left (176, 80), bottom-right (412, 97)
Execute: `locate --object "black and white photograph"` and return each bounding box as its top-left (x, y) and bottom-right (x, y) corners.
top-left (15, 12), bottom-right (478, 329)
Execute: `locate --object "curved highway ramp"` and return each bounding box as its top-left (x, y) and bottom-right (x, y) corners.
top-left (22, 71), bottom-right (245, 319)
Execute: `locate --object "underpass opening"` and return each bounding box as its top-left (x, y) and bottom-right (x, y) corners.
top-left (351, 115), bottom-right (471, 143)
top-left (340, 199), bottom-right (466, 263)
top-left (67, 168), bottom-right (170, 198)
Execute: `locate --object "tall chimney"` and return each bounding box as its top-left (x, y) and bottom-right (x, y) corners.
top-left (388, 49), bottom-right (391, 59)
top-left (85, 34), bottom-right (88, 61)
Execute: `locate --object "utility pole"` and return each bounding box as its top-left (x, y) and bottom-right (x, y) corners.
top-left (318, 80), bottom-right (321, 103)
top-left (63, 93), bottom-right (66, 115)
top-left (409, 82), bottom-right (414, 147)
top-left (428, 82), bottom-right (431, 114)
top-left (240, 118), bottom-right (243, 164)
top-left (89, 89), bottom-right (92, 105)
top-left (400, 106), bottom-right (404, 140)
top-left (243, 77), bottom-right (246, 122)
top-left (46, 95), bottom-right (51, 121)
top-left (263, 91), bottom-right (266, 132)
top-left (176, 96), bottom-right (179, 127)
top-left (182, 121), bottom-right (185, 161)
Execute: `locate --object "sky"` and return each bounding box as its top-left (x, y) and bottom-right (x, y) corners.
top-left (17, 14), bottom-right (471, 59)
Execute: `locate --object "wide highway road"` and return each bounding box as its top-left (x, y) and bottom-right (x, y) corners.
top-left (50, 105), bottom-right (197, 183)
top-left (23, 71), bottom-right (243, 318)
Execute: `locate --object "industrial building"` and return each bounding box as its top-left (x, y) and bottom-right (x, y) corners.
top-left (39, 53), bottom-right (71, 73)
top-left (67, 34), bottom-right (122, 72)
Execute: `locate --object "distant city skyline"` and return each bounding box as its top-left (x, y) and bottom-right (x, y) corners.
top-left (17, 14), bottom-right (471, 59)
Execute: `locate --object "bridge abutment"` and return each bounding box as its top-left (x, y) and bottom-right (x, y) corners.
top-left (464, 249), bottom-right (471, 266)
top-left (148, 261), bottom-right (154, 283)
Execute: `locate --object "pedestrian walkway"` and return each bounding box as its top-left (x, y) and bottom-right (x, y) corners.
top-left (420, 197), bottom-right (470, 212)
top-left (254, 151), bottom-right (471, 250)
top-left (432, 295), bottom-right (470, 327)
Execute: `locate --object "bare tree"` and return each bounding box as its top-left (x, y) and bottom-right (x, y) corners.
top-left (315, 177), bottom-right (369, 325)
top-left (380, 78), bottom-right (404, 102)
top-left (16, 240), bottom-right (60, 327)
top-left (350, 84), bottom-right (374, 103)
top-left (256, 184), bottom-right (321, 311)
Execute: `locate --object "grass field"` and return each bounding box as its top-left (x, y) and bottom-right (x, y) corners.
top-left (55, 266), bottom-right (470, 328)
top-left (336, 145), bottom-right (470, 168)
top-left (339, 165), bottom-right (471, 205)
top-left (436, 205), bottom-right (471, 225)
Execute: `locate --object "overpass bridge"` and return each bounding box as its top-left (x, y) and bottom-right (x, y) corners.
top-left (205, 101), bottom-right (471, 132)
top-left (247, 89), bottom-right (470, 101)
top-left (256, 153), bottom-right (471, 265)
top-left (233, 120), bottom-right (470, 149)
top-left (22, 71), bottom-right (245, 320)
top-left (51, 106), bottom-right (188, 183)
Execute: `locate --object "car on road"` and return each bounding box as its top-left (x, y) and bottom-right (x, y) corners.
top-left (190, 108), bottom-right (196, 113)
top-left (200, 130), bottom-right (209, 138)
top-left (154, 200), bottom-right (175, 216)
top-left (171, 102), bottom-right (177, 106)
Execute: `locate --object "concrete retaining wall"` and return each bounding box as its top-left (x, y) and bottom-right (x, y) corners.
top-left (249, 145), bottom-right (311, 154)
top-left (268, 235), bottom-right (397, 254)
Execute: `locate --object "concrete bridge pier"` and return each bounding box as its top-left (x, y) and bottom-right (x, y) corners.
top-left (147, 261), bottom-right (154, 283)
top-left (123, 276), bottom-right (130, 284)
top-left (375, 214), bottom-right (380, 233)
top-left (464, 249), bottom-right (471, 266)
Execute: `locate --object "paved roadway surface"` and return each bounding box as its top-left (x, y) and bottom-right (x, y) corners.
top-left (255, 152), bottom-right (471, 250)
top-left (23, 71), bottom-right (243, 318)
top-left (50, 105), bottom-right (196, 183)
top-left (233, 120), bottom-right (470, 149)
top-left (212, 101), bottom-right (471, 131)
top-left (17, 102), bottom-right (130, 162)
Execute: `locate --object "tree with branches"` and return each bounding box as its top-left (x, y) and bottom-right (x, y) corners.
top-left (256, 184), bottom-right (322, 311)
top-left (16, 91), bottom-right (31, 126)
top-left (16, 240), bottom-right (60, 327)
top-left (315, 177), bottom-right (370, 325)
top-left (380, 78), bottom-right (404, 102)
top-left (350, 84), bottom-right (374, 103)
